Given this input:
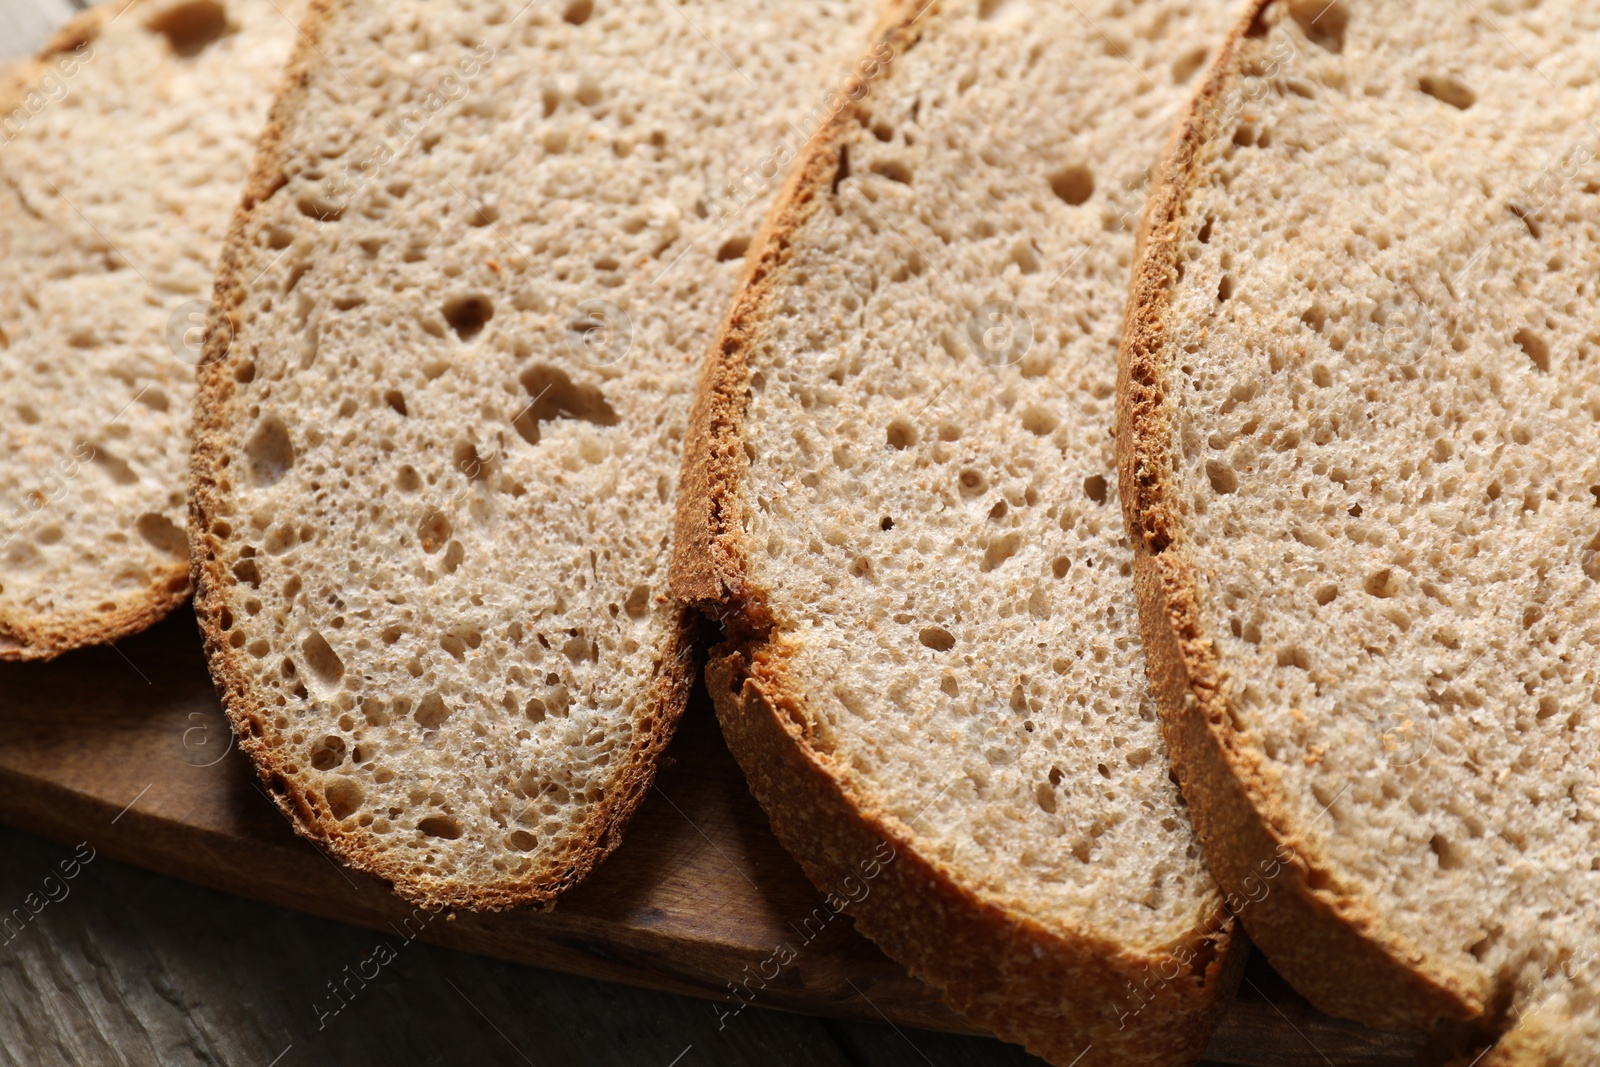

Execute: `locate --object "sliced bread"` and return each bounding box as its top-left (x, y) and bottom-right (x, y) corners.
top-left (1119, 0), bottom-right (1600, 1058)
top-left (672, 0), bottom-right (1246, 1061)
top-left (0, 0), bottom-right (302, 660)
top-left (189, 0), bottom-right (890, 908)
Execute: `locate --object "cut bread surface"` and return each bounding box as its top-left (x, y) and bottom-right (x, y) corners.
top-left (190, 0), bottom-right (887, 908)
top-left (0, 0), bottom-right (301, 660)
top-left (674, 0), bottom-right (1244, 1062)
top-left (1119, 0), bottom-right (1600, 1058)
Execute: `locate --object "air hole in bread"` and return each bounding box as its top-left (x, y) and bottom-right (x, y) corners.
top-left (624, 584), bottom-right (650, 619)
top-left (1419, 74), bottom-right (1475, 110)
top-left (982, 532), bottom-right (1023, 572)
top-left (145, 0), bottom-right (233, 57)
top-left (1204, 461), bottom-right (1238, 495)
top-left (1286, 0), bottom-right (1347, 53)
top-left (467, 203), bottom-right (500, 227)
top-left (958, 469), bottom-right (987, 497)
top-left (396, 465), bottom-right (422, 492)
top-left (418, 510), bottom-right (452, 553)
top-left (989, 499), bottom-right (1008, 521)
top-left (384, 389), bottom-right (408, 416)
top-left (264, 523), bottom-right (296, 555)
top-left (324, 778), bottom-right (363, 821)
top-left (716, 235), bottom-right (752, 262)
top-left (295, 192), bottom-right (344, 222)
top-left (442, 294), bottom-right (493, 340)
top-left (310, 735), bottom-right (346, 771)
top-left (1009, 238), bottom-right (1041, 274)
top-left (1515, 328), bottom-right (1550, 372)
top-left (1049, 163), bottom-right (1094, 206)
top-left (1276, 646), bottom-right (1310, 670)
top-left (232, 556), bottom-right (259, 588)
top-left (135, 513), bottom-right (187, 557)
top-left (1364, 568), bottom-right (1399, 599)
top-left (1509, 203), bottom-right (1541, 239)
top-left (869, 159), bottom-right (913, 185)
top-left (92, 447), bottom-right (138, 485)
top-left (1021, 407), bottom-right (1057, 436)
top-left (301, 631), bottom-right (344, 687)
top-left (918, 625), bottom-right (956, 651)
top-left (1084, 474), bottom-right (1109, 504)
top-left (244, 415), bottom-right (294, 486)
top-left (885, 419), bottom-right (917, 449)
top-left (513, 365), bottom-right (619, 445)
top-left (879, 516), bottom-right (895, 531)
top-left (453, 440), bottom-right (492, 481)
top-left (831, 144), bottom-right (850, 194)
top-left (414, 693), bottom-right (451, 729)
top-left (1171, 45), bottom-right (1209, 85)
top-left (1217, 274), bottom-right (1233, 302)
top-left (562, 0), bottom-right (592, 25)
top-left (1430, 834), bottom-right (1463, 870)
top-left (418, 815), bottom-right (462, 840)
top-left (509, 831), bottom-right (538, 852)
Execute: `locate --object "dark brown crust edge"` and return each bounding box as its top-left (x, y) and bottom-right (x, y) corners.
top-left (0, 0), bottom-right (192, 662)
top-left (1114, 0), bottom-right (1486, 1035)
top-left (186, 0), bottom-right (696, 911)
top-left (672, 6), bottom-right (1242, 1064)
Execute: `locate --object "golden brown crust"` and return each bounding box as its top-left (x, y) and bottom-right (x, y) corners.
top-left (187, 0), bottom-right (696, 911)
top-left (673, 5), bottom-right (1242, 1062)
top-left (0, 0), bottom-right (192, 663)
top-left (1115, 0), bottom-right (1485, 1035)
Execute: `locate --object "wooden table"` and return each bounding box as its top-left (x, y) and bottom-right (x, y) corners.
top-left (0, 608), bottom-right (1429, 1067)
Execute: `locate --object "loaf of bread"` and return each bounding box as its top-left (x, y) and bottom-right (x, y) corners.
top-left (673, 0), bottom-right (1248, 1062)
top-left (0, 0), bottom-right (300, 659)
top-left (189, 0), bottom-right (888, 908)
top-left (1119, 0), bottom-right (1600, 1060)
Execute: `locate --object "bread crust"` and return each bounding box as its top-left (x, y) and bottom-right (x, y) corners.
top-left (0, 0), bottom-right (192, 662)
top-left (187, 0), bottom-right (696, 910)
top-left (673, 7), bottom-right (1242, 1063)
top-left (1114, 0), bottom-right (1486, 1034)
top-left (706, 643), bottom-right (1239, 1067)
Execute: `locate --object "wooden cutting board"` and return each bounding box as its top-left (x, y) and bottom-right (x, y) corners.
top-left (0, 608), bottom-right (1424, 1066)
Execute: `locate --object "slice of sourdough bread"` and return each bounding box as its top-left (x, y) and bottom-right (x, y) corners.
top-left (189, 0), bottom-right (889, 908)
top-left (673, 1), bottom-right (1246, 1061)
top-left (1120, 0), bottom-right (1600, 1059)
top-left (0, 0), bottom-right (302, 660)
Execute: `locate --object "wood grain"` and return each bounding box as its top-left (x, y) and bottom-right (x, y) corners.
top-left (0, 609), bottom-right (1427, 1066)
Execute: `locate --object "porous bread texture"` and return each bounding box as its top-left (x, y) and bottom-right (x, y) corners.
top-left (1119, 0), bottom-right (1600, 1058)
top-left (674, 0), bottom-right (1245, 1062)
top-left (189, 0), bottom-right (888, 909)
top-left (0, 0), bottom-right (301, 660)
